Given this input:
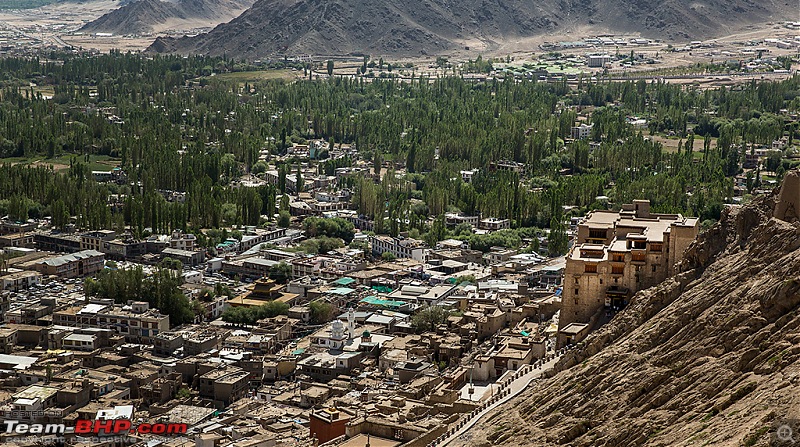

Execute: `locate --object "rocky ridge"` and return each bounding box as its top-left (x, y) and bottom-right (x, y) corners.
top-left (146, 0), bottom-right (794, 58)
top-left (80, 0), bottom-right (254, 35)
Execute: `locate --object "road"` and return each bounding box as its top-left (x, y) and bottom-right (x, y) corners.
top-left (436, 355), bottom-right (563, 447)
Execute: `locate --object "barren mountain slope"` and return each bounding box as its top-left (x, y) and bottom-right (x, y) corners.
top-left (147, 0), bottom-right (795, 57)
top-left (464, 172), bottom-right (800, 447)
top-left (80, 0), bottom-right (253, 35)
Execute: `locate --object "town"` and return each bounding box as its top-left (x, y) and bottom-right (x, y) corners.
top-left (9, 134), bottom-right (800, 446)
top-left (0, 41), bottom-right (797, 446)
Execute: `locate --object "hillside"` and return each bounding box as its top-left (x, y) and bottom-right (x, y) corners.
top-left (146, 0), bottom-right (793, 57)
top-left (463, 172), bottom-right (800, 446)
top-left (80, 0), bottom-right (253, 35)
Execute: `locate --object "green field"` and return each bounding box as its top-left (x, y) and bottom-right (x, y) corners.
top-left (0, 154), bottom-right (120, 172)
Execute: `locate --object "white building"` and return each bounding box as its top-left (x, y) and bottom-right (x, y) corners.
top-left (587, 54), bottom-right (613, 68)
top-left (369, 235), bottom-right (427, 261)
top-left (571, 123), bottom-right (594, 140)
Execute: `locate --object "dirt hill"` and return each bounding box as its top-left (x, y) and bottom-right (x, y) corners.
top-left (462, 171), bottom-right (800, 446)
top-left (80, 0), bottom-right (253, 35)
top-left (146, 0), bottom-right (793, 57)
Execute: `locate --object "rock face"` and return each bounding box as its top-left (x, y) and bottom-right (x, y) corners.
top-left (146, 0), bottom-right (793, 57)
top-left (80, 0), bottom-right (254, 35)
top-left (465, 174), bottom-right (800, 446)
top-left (775, 170), bottom-right (800, 223)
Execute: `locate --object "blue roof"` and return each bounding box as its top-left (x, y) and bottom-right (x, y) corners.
top-left (329, 287), bottom-right (355, 295)
top-left (333, 277), bottom-right (356, 286)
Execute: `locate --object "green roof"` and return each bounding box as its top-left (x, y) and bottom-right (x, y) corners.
top-left (329, 287), bottom-right (355, 295)
top-left (360, 296), bottom-right (406, 309)
top-left (333, 277), bottom-right (356, 286)
top-left (371, 285), bottom-right (393, 293)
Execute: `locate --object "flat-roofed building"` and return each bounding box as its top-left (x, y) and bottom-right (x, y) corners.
top-left (369, 235), bottom-right (427, 261)
top-left (558, 200), bottom-right (698, 346)
top-left (0, 270), bottom-right (42, 291)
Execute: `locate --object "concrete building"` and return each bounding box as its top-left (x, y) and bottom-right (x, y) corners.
top-left (34, 250), bottom-right (104, 278)
top-left (80, 230), bottom-right (116, 251)
top-left (571, 123), bottom-right (594, 140)
top-left (161, 248), bottom-right (205, 267)
top-left (169, 230), bottom-right (197, 251)
top-left (444, 213), bottom-right (480, 229)
top-left (0, 271), bottom-right (42, 291)
top-left (587, 54), bottom-right (613, 68)
top-left (309, 407), bottom-right (350, 444)
top-left (479, 218), bottom-right (511, 231)
top-left (53, 302), bottom-right (169, 342)
top-left (558, 200), bottom-right (698, 347)
top-left (369, 235), bottom-right (427, 261)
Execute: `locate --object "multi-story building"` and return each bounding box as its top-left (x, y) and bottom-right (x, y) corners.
top-left (460, 169), bottom-right (479, 183)
top-left (198, 366), bottom-right (250, 407)
top-left (0, 232), bottom-right (34, 248)
top-left (445, 213), bottom-right (480, 229)
top-left (53, 302), bottom-right (169, 342)
top-left (80, 230), bottom-right (116, 251)
top-left (571, 123), bottom-right (594, 140)
top-left (34, 250), bottom-right (104, 278)
top-left (169, 230), bottom-right (196, 251)
top-left (100, 238), bottom-right (147, 260)
top-left (0, 271), bottom-right (42, 291)
top-left (369, 235), bottom-right (427, 261)
top-left (309, 408), bottom-right (350, 444)
top-left (161, 248), bottom-right (205, 267)
top-left (33, 232), bottom-right (82, 253)
top-left (480, 218), bottom-right (511, 231)
top-left (558, 200), bottom-right (699, 347)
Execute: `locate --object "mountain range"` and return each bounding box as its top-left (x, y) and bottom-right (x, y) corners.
top-left (146, 0), bottom-right (795, 57)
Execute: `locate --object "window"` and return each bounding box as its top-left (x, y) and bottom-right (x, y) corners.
top-left (612, 265), bottom-right (624, 274)
top-left (612, 254), bottom-right (625, 262)
top-left (575, 277), bottom-right (580, 284)
top-left (574, 288), bottom-right (579, 295)
top-left (652, 265), bottom-right (657, 272)
top-left (589, 229), bottom-right (606, 239)
top-left (650, 243), bottom-right (663, 252)
top-left (584, 264), bottom-right (597, 273)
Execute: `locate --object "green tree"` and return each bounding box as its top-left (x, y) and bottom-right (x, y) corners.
top-left (326, 60), bottom-right (334, 76)
top-left (411, 306), bottom-right (449, 333)
top-left (309, 300), bottom-right (333, 324)
top-left (268, 261), bottom-right (292, 283)
top-left (277, 210), bottom-right (291, 228)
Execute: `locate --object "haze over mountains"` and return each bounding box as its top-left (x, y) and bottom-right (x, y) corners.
top-left (464, 172), bottom-right (800, 446)
top-left (80, 0), bottom-right (254, 35)
top-left (145, 0), bottom-right (796, 57)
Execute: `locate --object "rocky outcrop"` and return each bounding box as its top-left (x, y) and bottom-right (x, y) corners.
top-left (775, 170), bottom-right (800, 223)
top-left (465, 173), bottom-right (800, 447)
